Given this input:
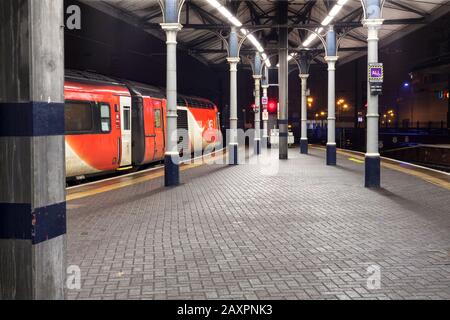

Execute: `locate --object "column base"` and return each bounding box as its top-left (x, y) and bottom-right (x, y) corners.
top-left (300, 139), bottom-right (308, 154)
top-left (326, 144), bottom-right (337, 166)
top-left (365, 155), bottom-right (381, 188)
top-left (164, 155), bottom-right (180, 187)
top-left (254, 139), bottom-right (261, 155)
top-left (228, 144), bottom-right (238, 165)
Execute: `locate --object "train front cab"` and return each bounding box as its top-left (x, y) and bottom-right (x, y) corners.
top-left (64, 77), bottom-right (133, 179)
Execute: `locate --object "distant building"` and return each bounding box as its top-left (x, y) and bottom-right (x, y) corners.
top-left (398, 54), bottom-right (450, 129)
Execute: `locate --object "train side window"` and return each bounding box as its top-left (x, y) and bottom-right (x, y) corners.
top-left (99, 103), bottom-right (111, 133)
top-left (154, 109), bottom-right (161, 128)
top-left (65, 101), bottom-right (94, 134)
top-left (123, 106), bottom-right (131, 131)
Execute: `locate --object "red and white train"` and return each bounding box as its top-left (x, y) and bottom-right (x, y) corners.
top-left (64, 70), bottom-right (221, 180)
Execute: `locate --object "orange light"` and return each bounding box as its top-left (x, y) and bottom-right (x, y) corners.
top-left (343, 104), bottom-right (349, 110)
top-left (320, 111), bottom-right (326, 116)
top-left (307, 97), bottom-right (314, 103)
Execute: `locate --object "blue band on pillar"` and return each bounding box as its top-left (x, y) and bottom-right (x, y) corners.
top-left (164, 155), bottom-right (180, 186)
top-left (0, 102), bottom-right (65, 136)
top-left (366, 0), bottom-right (382, 19)
top-left (326, 30), bottom-right (337, 57)
top-left (365, 156), bottom-right (381, 188)
top-left (300, 139), bottom-right (308, 154)
top-left (279, 132), bottom-right (289, 137)
top-left (165, 0), bottom-right (178, 23)
top-left (326, 144), bottom-right (337, 165)
top-left (278, 119), bottom-right (289, 125)
top-left (229, 144), bottom-right (239, 165)
top-left (229, 30), bottom-right (238, 58)
top-left (0, 202), bottom-right (67, 244)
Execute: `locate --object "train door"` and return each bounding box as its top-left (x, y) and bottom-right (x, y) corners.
top-left (152, 99), bottom-right (165, 160)
top-left (143, 98), bottom-right (156, 162)
top-left (120, 96), bottom-right (132, 166)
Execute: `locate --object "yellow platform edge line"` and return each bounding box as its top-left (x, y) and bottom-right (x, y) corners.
top-left (312, 146), bottom-right (450, 191)
top-left (67, 151), bottom-right (226, 201)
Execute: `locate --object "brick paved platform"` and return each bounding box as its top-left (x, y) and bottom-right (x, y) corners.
top-left (67, 147), bottom-right (450, 300)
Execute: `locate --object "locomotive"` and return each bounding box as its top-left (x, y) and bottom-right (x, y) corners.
top-left (65, 70), bottom-right (221, 180)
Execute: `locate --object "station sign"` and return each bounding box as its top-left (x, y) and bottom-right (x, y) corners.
top-left (368, 63), bottom-right (384, 82)
top-left (262, 111), bottom-right (269, 121)
top-left (262, 97), bottom-right (268, 106)
top-left (368, 63), bottom-right (384, 96)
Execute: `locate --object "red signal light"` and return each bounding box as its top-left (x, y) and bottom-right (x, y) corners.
top-left (267, 100), bottom-right (277, 114)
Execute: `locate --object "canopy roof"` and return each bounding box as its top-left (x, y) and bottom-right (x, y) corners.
top-left (82, 0), bottom-right (450, 66)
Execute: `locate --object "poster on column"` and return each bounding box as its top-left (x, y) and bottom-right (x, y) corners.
top-left (368, 63), bottom-right (384, 95)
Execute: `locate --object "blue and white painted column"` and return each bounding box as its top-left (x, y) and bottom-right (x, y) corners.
top-left (161, 0), bottom-right (182, 186)
top-left (0, 0), bottom-right (66, 299)
top-left (227, 27), bottom-right (240, 165)
top-left (299, 53), bottom-right (311, 154)
top-left (299, 73), bottom-right (309, 154)
top-left (261, 66), bottom-right (269, 144)
top-left (363, 0), bottom-right (384, 188)
top-left (325, 28), bottom-right (338, 166)
top-left (279, 24), bottom-right (289, 160)
top-left (253, 54), bottom-right (262, 155)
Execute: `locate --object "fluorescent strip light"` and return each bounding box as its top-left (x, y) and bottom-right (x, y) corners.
top-left (205, 0), bottom-right (268, 58)
top-left (337, 0), bottom-right (349, 5)
top-left (329, 5), bottom-right (343, 17)
top-left (217, 6), bottom-right (232, 19)
top-left (303, 33), bottom-right (317, 47)
top-left (206, 0), bottom-right (221, 9)
top-left (321, 15), bottom-right (334, 26)
top-left (228, 16), bottom-right (242, 27)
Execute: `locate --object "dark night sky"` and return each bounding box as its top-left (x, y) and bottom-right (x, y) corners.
top-left (64, 0), bottom-right (449, 127)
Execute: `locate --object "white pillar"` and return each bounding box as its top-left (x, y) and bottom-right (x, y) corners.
top-left (325, 56), bottom-right (338, 165)
top-left (364, 18), bottom-right (383, 188)
top-left (161, 23), bottom-right (182, 186)
top-left (227, 57), bottom-right (240, 164)
top-left (262, 84), bottom-right (269, 141)
top-left (253, 75), bottom-right (262, 154)
top-left (300, 74), bottom-right (309, 154)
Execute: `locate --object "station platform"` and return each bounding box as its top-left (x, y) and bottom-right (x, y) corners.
top-left (66, 147), bottom-right (450, 300)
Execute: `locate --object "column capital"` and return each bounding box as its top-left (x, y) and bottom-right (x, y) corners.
top-left (253, 75), bottom-right (262, 80)
top-left (161, 23), bottom-right (182, 44)
top-left (362, 19), bottom-right (384, 28)
top-left (324, 56), bottom-right (338, 63)
top-left (299, 74), bottom-right (310, 79)
top-left (160, 23), bottom-right (183, 32)
top-left (227, 57), bottom-right (240, 64)
top-left (261, 84), bottom-right (269, 89)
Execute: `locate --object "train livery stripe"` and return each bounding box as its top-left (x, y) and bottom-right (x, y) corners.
top-left (0, 102), bottom-right (64, 136)
top-left (0, 202), bottom-right (66, 244)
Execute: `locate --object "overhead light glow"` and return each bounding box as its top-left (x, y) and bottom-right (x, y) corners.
top-left (329, 5), bottom-right (343, 17)
top-left (205, 0), bottom-right (270, 66)
top-left (206, 0), bottom-right (221, 9)
top-left (303, 33), bottom-right (317, 47)
top-left (321, 15), bottom-right (334, 26)
top-left (228, 16), bottom-right (242, 27)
